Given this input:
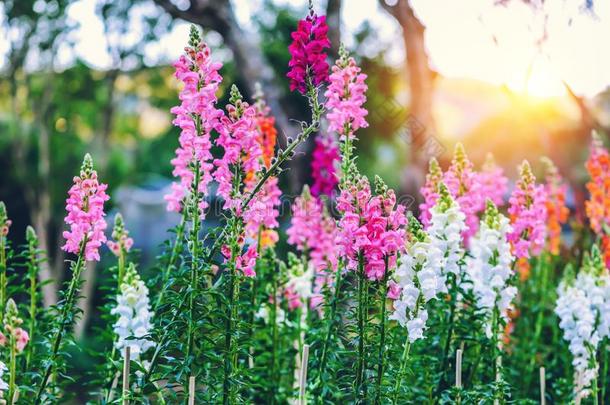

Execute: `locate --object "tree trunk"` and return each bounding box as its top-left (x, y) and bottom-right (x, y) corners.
top-left (379, 0), bottom-right (437, 211)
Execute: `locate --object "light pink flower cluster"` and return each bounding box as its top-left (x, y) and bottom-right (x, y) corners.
top-left (222, 244), bottom-right (258, 278)
top-left (419, 158), bottom-right (443, 227)
top-left (107, 213), bottom-right (134, 257)
top-left (165, 37), bottom-right (224, 215)
top-left (507, 161), bottom-right (548, 259)
top-left (286, 186), bottom-right (324, 251)
top-left (324, 50), bottom-right (368, 140)
top-left (244, 176), bottom-right (282, 244)
top-left (442, 144), bottom-right (482, 243)
top-left (311, 135), bottom-right (340, 197)
top-left (62, 154), bottom-right (109, 262)
top-left (213, 85), bottom-right (263, 213)
top-left (478, 153), bottom-right (508, 207)
top-left (336, 176), bottom-right (407, 281)
top-left (286, 188), bottom-right (339, 311)
top-left (0, 328), bottom-right (29, 353)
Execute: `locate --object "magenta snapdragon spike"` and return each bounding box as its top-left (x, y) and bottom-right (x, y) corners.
top-left (287, 186), bottom-right (324, 251)
top-left (442, 144), bottom-right (482, 243)
top-left (311, 134), bottom-right (340, 197)
top-left (324, 47), bottom-right (369, 140)
top-left (419, 158), bottom-right (443, 227)
top-left (478, 153), bottom-right (508, 207)
top-left (336, 176), bottom-right (406, 281)
top-left (165, 28), bottom-right (224, 215)
top-left (62, 154), bottom-right (110, 262)
top-left (507, 161), bottom-right (548, 259)
top-left (287, 5), bottom-right (330, 94)
top-left (213, 85), bottom-right (263, 214)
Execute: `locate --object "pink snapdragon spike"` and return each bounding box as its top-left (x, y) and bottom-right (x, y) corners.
top-left (442, 143), bottom-right (482, 243)
top-left (286, 187), bottom-right (339, 312)
top-left (508, 161), bottom-right (548, 259)
top-left (336, 175), bottom-right (407, 281)
top-left (62, 154), bottom-right (109, 262)
top-left (243, 89), bottom-right (282, 247)
top-left (478, 153), bottom-right (508, 207)
top-left (165, 27), bottom-right (224, 215)
top-left (286, 186), bottom-right (323, 251)
top-left (325, 46), bottom-right (369, 140)
top-left (419, 158), bottom-right (443, 227)
top-left (287, 5), bottom-right (330, 93)
top-left (311, 134), bottom-right (340, 197)
top-left (213, 85), bottom-right (263, 213)
top-left (107, 213), bottom-right (134, 257)
top-left (222, 243), bottom-right (258, 278)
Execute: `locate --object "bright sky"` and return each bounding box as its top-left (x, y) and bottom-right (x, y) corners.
top-left (2, 0), bottom-right (609, 98)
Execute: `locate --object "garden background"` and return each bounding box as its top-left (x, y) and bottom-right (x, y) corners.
top-left (1, 0), bottom-right (609, 401)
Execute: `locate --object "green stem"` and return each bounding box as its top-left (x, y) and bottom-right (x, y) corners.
top-left (8, 332), bottom-right (17, 405)
top-left (26, 248), bottom-right (38, 370)
top-left (223, 225), bottom-right (241, 405)
top-left (374, 259), bottom-right (390, 405)
top-left (602, 340), bottom-right (608, 405)
top-left (317, 261), bottom-right (344, 386)
top-left (34, 239), bottom-right (88, 404)
top-left (435, 274), bottom-right (457, 397)
top-left (270, 265), bottom-right (279, 405)
top-left (491, 306), bottom-right (501, 403)
top-left (391, 340), bottom-right (412, 404)
top-left (0, 235), bottom-right (6, 323)
top-left (355, 252), bottom-right (365, 399)
top-left (185, 161), bottom-right (202, 370)
top-left (154, 211), bottom-right (187, 310)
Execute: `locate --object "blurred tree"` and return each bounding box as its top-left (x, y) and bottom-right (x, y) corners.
top-left (2, 0), bottom-right (75, 307)
top-left (378, 0), bottom-right (436, 209)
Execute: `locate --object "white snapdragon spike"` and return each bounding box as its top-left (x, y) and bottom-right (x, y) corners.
top-left (390, 217), bottom-right (444, 343)
top-left (466, 200), bottom-right (516, 338)
top-left (555, 280), bottom-right (599, 403)
top-left (428, 183), bottom-right (467, 289)
top-left (0, 361), bottom-right (7, 395)
top-left (255, 304), bottom-right (287, 326)
top-left (111, 264), bottom-right (155, 363)
top-left (555, 247), bottom-right (610, 402)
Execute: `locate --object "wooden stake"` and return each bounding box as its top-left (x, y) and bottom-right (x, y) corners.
top-left (540, 367), bottom-right (546, 405)
top-left (188, 376), bottom-right (196, 405)
top-left (298, 344), bottom-right (310, 405)
top-left (455, 349), bottom-right (463, 388)
top-left (122, 346), bottom-right (131, 405)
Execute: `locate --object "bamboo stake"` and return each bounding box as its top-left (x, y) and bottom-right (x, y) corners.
top-left (455, 349), bottom-right (463, 388)
top-left (122, 346), bottom-right (131, 405)
top-left (540, 367), bottom-right (546, 405)
top-left (188, 376), bottom-right (195, 405)
top-left (298, 344), bottom-right (310, 405)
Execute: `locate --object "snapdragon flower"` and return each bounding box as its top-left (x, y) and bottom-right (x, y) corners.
top-left (336, 175), bottom-right (406, 281)
top-left (541, 157), bottom-right (569, 255)
top-left (585, 132), bottom-right (610, 235)
top-left (311, 134), bottom-right (340, 197)
top-left (283, 256), bottom-right (314, 311)
top-left (389, 218), bottom-right (444, 342)
top-left (287, 5), bottom-right (330, 93)
top-left (165, 27), bottom-right (224, 215)
top-left (111, 264), bottom-right (155, 362)
top-left (107, 213), bottom-right (134, 257)
top-left (0, 362), bottom-right (6, 397)
top-left (427, 183), bottom-right (467, 286)
top-left (324, 46), bottom-right (368, 140)
top-left (62, 154), bottom-right (109, 262)
top-left (214, 85), bottom-right (263, 213)
top-left (467, 200), bottom-right (516, 338)
top-left (507, 161), bottom-right (548, 259)
top-left (443, 144), bottom-right (483, 243)
top-left (287, 187), bottom-right (338, 311)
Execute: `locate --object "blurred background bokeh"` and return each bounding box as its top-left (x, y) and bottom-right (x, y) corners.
top-left (0, 0), bottom-right (608, 393)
